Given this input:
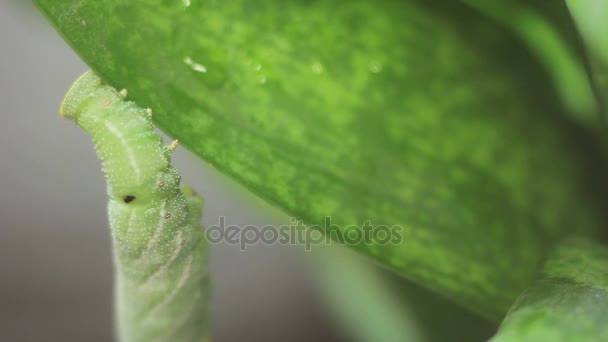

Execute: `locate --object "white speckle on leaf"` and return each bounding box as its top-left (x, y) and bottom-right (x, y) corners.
top-left (311, 62), bottom-right (323, 74)
top-left (368, 60), bottom-right (383, 73)
top-left (183, 56), bottom-right (207, 73)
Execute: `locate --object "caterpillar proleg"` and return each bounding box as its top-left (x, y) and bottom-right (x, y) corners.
top-left (61, 71), bottom-right (210, 342)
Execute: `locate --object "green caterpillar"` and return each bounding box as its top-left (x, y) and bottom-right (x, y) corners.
top-left (61, 71), bottom-right (211, 342)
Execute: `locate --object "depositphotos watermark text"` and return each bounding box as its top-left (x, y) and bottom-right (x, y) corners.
top-left (205, 217), bottom-right (404, 251)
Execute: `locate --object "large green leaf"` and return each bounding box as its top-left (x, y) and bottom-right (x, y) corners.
top-left (492, 238), bottom-right (608, 341)
top-left (35, 0), bottom-right (608, 319)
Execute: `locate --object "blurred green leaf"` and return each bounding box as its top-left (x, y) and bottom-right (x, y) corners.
top-left (316, 245), bottom-right (428, 342)
top-left (35, 0), bottom-right (608, 320)
top-left (567, 0), bottom-right (608, 121)
top-left (463, 0), bottom-right (599, 123)
top-left (316, 245), bottom-right (495, 342)
top-left (567, 0), bottom-right (608, 63)
top-left (492, 238), bottom-right (608, 341)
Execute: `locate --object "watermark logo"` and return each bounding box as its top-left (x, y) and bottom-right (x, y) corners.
top-left (205, 216), bottom-right (404, 251)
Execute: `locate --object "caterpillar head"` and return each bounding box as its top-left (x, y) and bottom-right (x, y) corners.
top-left (61, 71), bottom-right (104, 120)
top-left (61, 71), bottom-right (175, 207)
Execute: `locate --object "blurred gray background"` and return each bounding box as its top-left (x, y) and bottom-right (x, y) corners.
top-left (0, 2), bottom-right (347, 341)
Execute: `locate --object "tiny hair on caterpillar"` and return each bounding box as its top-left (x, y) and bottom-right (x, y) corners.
top-left (61, 71), bottom-right (210, 342)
